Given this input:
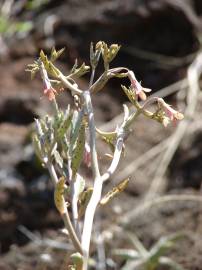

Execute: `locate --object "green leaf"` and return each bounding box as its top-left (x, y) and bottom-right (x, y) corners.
top-left (40, 50), bottom-right (60, 77)
top-left (71, 122), bottom-right (85, 177)
top-left (56, 112), bottom-right (72, 140)
top-left (54, 177), bottom-right (67, 214)
top-left (69, 110), bottom-right (84, 155)
top-left (71, 62), bottom-right (90, 78)
top-left (71, 59), bottom-right (78, 74)
top-left (96, 128), bottom-right (117, 152)
top-left (50, 47), bottom-right (65, 62)
top-left (78, 187), bottom-right (93, 218)
top-left (32, 134), bottom-right (43, 161)
top-left (121, 85), bottom-right (137, 105)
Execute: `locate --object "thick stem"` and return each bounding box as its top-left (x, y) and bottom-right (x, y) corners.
top-left (81, 91), bottom-right (102, 269)
top-left (82, 178), bottom-right (102, 270)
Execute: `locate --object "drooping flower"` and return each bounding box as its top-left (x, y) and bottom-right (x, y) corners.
top-left (128, 70), bottom-right (151, 100)
top-left (40, 62), bottom-right (57, 101)
top-left (158, 98), bottom-right (184, 126)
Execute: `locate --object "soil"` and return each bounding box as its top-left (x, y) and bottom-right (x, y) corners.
top-left (1, 1), bottom-right (202, 269)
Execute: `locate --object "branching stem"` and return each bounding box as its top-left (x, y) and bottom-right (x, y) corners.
top-left (81, 90), bottom-right (102, 269)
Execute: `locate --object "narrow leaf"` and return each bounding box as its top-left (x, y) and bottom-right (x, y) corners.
top-left (71, 123), bottom-right (85, 177)
top-left (100, 178), bottom-right (129, 205)
top-left (54, 177), bottom-right (68, 215)
top-left (78, 187), bottom-right (93, 218)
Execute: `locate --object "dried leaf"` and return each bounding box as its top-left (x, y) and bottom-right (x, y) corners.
top-left (100, 178), bottom-right (129, 205)
top-left (54, 177), bottom-right (67, 215)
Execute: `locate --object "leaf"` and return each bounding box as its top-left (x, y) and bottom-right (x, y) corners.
top-left (32, 134), bottom-right (43, 161)
top-left (40, 50), bottom-right (48, 65)
top-left (96, 128), bottom-right (117, 152)
top-left (50, 47), bottom-right (65, 62)
top-left (121, 85), bottom-right (136, 104)
top-left (69, 110), bottom-right (84, 155)
top-left (54, 150), bottom-right (63, 168)
top-left (57, 112), bottom-right (72, 140)
top-left (71, 62), bottom-right (90, 78)
top-left (100, 178), bottom-right (129, 205)
top-left (78, 187), bottom-right (93, 218)
top-left (108, 44), bottom-right (121, 62)
top-left (71, 122), bottom-right (85, 177)
top-left (54, 177), bottom-right (67, 215)
top-left (127, 232), bottom-right (148, 257)
top-left (71, 174), bottom-right (86, 210)
top-left (71, 59), bottom-right (78, 73)
top-left (90, 42), bottom-right (101, 68)
top-left (101, 42), bottom-right (121, 64)
top-left (40, 50), bottom-right (60, 77)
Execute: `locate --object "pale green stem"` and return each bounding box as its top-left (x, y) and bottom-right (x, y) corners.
top-left (101, 128), bottom-right (125, 182)
top-left (46, 162), bottom-right (82, 254)
top-left (81, 90), bottom-right (102, 270)
top-left (70, 176), bottom-right (80, 237)
top-left (58, 72), bottom-right (82, 95)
